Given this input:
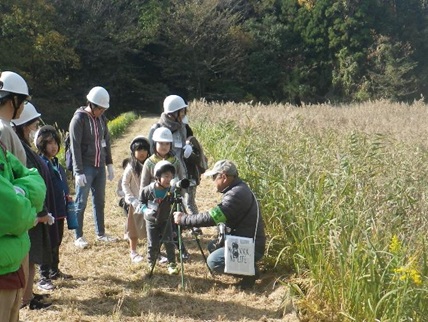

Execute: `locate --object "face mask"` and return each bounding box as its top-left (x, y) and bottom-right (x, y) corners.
top-left (181, 115), bottom-right (189, 125)
top-left (29, 129), bottom-right (37, 144)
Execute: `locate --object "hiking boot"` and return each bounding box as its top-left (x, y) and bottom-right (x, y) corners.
top-left (97, 234), bottom-right (117, 242)
top-left (74, 237), bottom-right (88, 249)
top-left (32, 293), bottom-right (50, 301)
top-left (49, 270), bottom-right (73, 280)
top-left (37, 278), bottom-right (55, 291)
top-left (28, 298), bottom-right (52, 310)
top-left (235, 275), bottom-right (256, 290)
top-left (131, 254), bottom-right (144, 263)
top-left (167, 263), bottom-right (179, 275)
top-left (191, 227), bottom-right (203, 236)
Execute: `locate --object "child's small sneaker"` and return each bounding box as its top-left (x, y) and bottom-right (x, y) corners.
top-left (97, 234), bottom-right (117, 242)
top-left (131, 254), bottom-right (144, 263)
top-left (167, 263), bottom-right (179, 275)
top-left (158, 255), bottom-right (168, 264)
top-left (74, 237), bottom-right (88, 249)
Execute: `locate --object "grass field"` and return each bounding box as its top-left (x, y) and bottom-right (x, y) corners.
top-left (21, 99), bottom-right (428, 321)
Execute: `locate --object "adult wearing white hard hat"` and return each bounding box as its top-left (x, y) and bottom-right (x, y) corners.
top-left (0, 71), bottom-right (31, 163)
top-left (148, 95), bottom-right (191, 166)
top-left (68, 86), bottom-right (116, 249)
top-left (13, 103), bottom-right (55, 309)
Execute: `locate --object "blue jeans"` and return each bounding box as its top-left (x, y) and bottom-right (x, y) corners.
top-left (207, 240), bottom-right (263, 275)
top-left (75, 166), bottom-right (106, 239)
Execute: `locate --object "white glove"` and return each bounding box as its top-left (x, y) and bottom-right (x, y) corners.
top-left (47, 213), bottom-right (55, 225)
top-left (131, 199), bottom-right (141, 210)
top-left (107, 164), bottom-right (114, 181)
top-left (76, 174), bottom-right (87, 187)
top-left (144, 208), bottom-right (156, 216)
top-left (143, 208), bottom-right (157, 223)
top-left (14, 186), bottom-right (25, 196)
top-left (183, 144), bottom-right (192, 159)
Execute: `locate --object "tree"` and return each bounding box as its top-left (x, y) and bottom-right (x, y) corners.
top-left (151, 0), bottom-right (250, 100)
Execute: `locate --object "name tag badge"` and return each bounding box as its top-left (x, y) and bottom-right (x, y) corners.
top-left (173, 132), bottom-right (183, 148)
top-left (101, 139), bottom-right (107, 148)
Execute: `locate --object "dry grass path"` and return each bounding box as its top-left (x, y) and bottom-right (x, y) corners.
top-left (21, 116), bottom-right (298, 322)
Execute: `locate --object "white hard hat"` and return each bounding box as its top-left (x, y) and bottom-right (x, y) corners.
top-left (154, 160), bottom-right (175, 178)
top-left (0, 71), bottom-right (30, 98)
top-left (86, 86), bottom-right (110, 108)
top-left (152, 127), bottom-right (173, 143)
top-left (163, 95), bottom-right (187, 114)
top-left (12, 102), bottom-right (41, 126)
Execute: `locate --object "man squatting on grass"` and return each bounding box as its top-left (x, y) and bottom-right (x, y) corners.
top-left (173, 160), bottom-right (266, 289)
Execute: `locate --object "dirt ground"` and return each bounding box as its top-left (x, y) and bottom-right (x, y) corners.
top-left (20, 116), bottom-right (299, 322)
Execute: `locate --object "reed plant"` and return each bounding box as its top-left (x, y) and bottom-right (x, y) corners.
top-left (189, 99), bottom-right (428, 321)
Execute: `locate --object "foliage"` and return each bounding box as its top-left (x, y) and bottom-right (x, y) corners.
top-left (190, 99), bottom-right (428, 321)
top-left (2, 0), bottom-right (428, 124)
top-left (107, 111), bottom-right (138, 139)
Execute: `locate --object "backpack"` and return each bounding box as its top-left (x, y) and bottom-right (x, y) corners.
top-left (187, 136), bottom-right (208, 174)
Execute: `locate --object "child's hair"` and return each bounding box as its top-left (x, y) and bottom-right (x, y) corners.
top-left (35, 125), bottom-right (61, 155)
top-left (122, 157), bottom-right (131, 170)
top-left (129, 136), bottom-right (150, 175)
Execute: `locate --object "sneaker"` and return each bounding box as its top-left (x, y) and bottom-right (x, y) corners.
top-left (181, 251), bottom-right (190, 261)
top-left (167, 263), bottom-right (179, 275)
top-left (21, 298), bottom-right (52, 310)
top-left (32, 293), bottom-right (50, 301)
top-left (74, 237), bottom-right (88, 249)
top-left (28, 298), bottom-right (52, 310)
top-left (49, 270), bottom-right (73, 280)
top-left (192, 227), bottom-right (203, 236)
top-left (158, 255), bottom-right (168, 264)
top-left (131, 254), bottom-right (144, 263)
top-left (97, 234), bottom-right (117, 242)
top-left (37, 278), bottom-right (55, 291)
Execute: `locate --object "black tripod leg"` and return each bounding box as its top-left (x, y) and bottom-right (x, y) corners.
top-left (178, 204), bottom-right (215, 277)
top-left (148, 206), bottom-right (176, 278)
top-left (191, 231), bottom-right (215, 277)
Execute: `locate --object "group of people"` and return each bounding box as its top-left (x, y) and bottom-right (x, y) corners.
top-left (0, 70), bottom-right (266, 322)
top-left (0, 70), bottom-right (72, 321)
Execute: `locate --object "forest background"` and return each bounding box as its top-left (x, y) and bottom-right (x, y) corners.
top-left (1, 0), bottom-right (427, 129)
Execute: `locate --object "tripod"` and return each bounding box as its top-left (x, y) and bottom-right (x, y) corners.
top-left (148, 184), bottom-right (214, 288)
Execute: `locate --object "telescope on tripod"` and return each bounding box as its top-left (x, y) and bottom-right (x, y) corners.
top-left (148, 178), bottom-right (214, 288)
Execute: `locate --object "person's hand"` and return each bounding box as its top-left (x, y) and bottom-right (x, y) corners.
top-left (107, 164), bottom-right (114, 181)
top-left (47, 213), bottom-right (55, 225)
top-left (143, 208), bottom-right (156, 216)
top-left (173, 211), bottom-right (184, 224)
top-left (131, 199), bottom-right (140, 210)
top-left (143, 208), bottom-right (157, 223)
top-left (75, 174), bottom-right (87, 187)
top-left (37, 214), bottom-right (50, 224)
top-left (183, 144), bottom-right (192, 158)
top-left (14, 186), bottom-right (25, 196)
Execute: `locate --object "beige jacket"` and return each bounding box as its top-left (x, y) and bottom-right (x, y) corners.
top-left (121, 164), bottom-right (141, 206)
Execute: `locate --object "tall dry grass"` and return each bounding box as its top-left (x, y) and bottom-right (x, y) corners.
top-left (189, 98), bottom-right (428, 321)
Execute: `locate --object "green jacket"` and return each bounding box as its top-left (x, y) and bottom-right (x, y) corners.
top-left (0, 144), bottom-right (46, 275)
